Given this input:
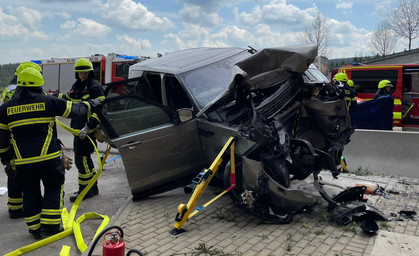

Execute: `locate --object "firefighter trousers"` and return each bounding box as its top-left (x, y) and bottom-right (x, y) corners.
top-left (16, 157), bottom-right (65, 232)
top-left (7, 174), bottom-right (23, 213)
top-left (73, 135), bottom-right (97, 190)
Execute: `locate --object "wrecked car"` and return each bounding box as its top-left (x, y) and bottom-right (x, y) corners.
top-left (96, 45), bottom-right (385, 230)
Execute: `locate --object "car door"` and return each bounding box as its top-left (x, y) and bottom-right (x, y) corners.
top-left (98, 76), bottom-right (206, 198)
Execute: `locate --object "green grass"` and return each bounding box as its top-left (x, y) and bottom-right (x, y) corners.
top-left (379, 221), bottom-right (390, 228)
top-left (192, 243), bottom-right (243, 255)
top-left (350, 167), bottom-right (372, 176)
top-left (258, 234), bottom-right (269, 241)
top-left (314, 230), bottom-right (326, 236)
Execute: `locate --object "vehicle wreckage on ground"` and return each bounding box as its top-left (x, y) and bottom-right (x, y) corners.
top-left (97, 44), bottom-right (386, 235)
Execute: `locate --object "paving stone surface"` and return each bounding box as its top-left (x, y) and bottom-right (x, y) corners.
top-left (85, 172), bottom-right (419, 256)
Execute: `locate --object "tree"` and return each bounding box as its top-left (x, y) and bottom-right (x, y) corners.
top-left (300, 13), bottom-right (332, 57)
top-left (0, 63), bottom-right (19, 89)
top-left (389, 0), bottom-right (419, 50)
top-left (370, 20), bottom-right (397, 56)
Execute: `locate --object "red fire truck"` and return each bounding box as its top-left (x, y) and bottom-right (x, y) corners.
top-left (32, 53), bottom-right (150, 93)
top-left (337, 64), bottom-right (419, 130)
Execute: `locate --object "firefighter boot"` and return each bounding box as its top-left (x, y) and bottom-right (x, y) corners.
top-left (69, 185), bottom-right (94, 202)
top-left (41, 224), bottom-right (64, 237)
top-left (9, 209), bottom-right (24, 219)
top-left (92, 181), bottom-right (99, 195)
top-left (29, 229), bottom-right (42, 239)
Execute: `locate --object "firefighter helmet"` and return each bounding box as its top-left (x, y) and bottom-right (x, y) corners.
top-left (347, 79), bottom-right (354, 87)
top-left (74, 58), bottom-right (93, 72)
top-left (17, 67), bottom-right (44, 87)
top-left (0, 84), bottom-right (17, 103)
top-left (15, 62), bottom-right (42, 76)
top-left (333, 72), bottom-right (348, 82)
top-left (378, 79), bottom-right (393, 89)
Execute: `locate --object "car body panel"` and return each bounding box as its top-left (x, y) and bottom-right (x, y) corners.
top-left (99, 93), bottom-right (206, 197)
top-left (197, 119), bottom-right (256, 163)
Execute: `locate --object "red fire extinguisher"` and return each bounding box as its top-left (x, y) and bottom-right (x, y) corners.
top-left (103, 231), bottom-right (125, 256)
top-left (87, 225), bottom-right (144, 256)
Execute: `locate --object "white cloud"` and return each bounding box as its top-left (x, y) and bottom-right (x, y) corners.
top-left (372, 0), bottom-right (393, 17)
top-left (0, 7), bottom-right (26, 38)
top-left (7, 6), bottom-right (43, 29)
top-left (30, 30), bottom-right (49, 40)
top-left (93, 0), bottom-right (174, 31)
top-left (56, 11), bottom-right (71, 20)
top-left (328, 19), bottom-right (371, 58)
top-left (177, 0), bottom-right (224, 13)
top-left (115, 34), bottom-right (152, 54)
top-left (336, 1), bottom-right (353, 10)
top-left (61, 18), bottom-right (111, 39)
top-left (177, 0), bottom-right (256, 12)
top-left (162, 23), bottom-right (212, 50)
top-left (233, 1), bottom-right (317, 31)
top-left (179, 6), bottom-right (222, 27)
top-left (0, 7), bottom-right (49, 41)
top-left (61, 20), bottom-right (76, 30)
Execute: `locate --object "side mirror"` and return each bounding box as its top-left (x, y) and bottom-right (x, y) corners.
top-left (178, 108), bottom-right (193, 122)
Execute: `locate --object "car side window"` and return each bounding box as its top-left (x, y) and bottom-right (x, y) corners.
top-left (164, 76), bottom-right (192, 110)
top-left (102, 97), bottom-right (172, 138)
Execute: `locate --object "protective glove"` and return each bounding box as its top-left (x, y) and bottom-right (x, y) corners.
top-left (78, 125), bottom-right (89, 140)
top-left (88, 98), bottom-right (103, 110)
top-left (93, 128), bottom-right (107, 143)
top-left (62, 154), bottom-right (73, 170)
top-left (4, 160), bottom-right (16, 178)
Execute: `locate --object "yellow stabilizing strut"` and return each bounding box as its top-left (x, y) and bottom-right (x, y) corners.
top-left (5, 119), bottom-right (112, 256)
top-left (171, 136), bottom-right (236, 234)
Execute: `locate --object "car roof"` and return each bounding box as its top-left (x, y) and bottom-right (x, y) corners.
top-left (129, 47), bottom-right (249, 75)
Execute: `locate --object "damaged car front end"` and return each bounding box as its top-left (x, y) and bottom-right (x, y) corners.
top-left (199, 45), bottom-right (354, 223)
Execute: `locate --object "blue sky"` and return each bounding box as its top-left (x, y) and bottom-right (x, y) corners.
top-left (0, 0), bottom-right (416, 64)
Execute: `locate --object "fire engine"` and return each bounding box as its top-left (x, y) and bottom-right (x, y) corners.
top-left (336, 64), bottom-right (419, 130)
top-left (32, 53), bottom-right (150, 93)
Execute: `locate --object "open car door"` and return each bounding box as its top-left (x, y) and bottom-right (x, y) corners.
top-left (97, 77), bottom-right (206, 199)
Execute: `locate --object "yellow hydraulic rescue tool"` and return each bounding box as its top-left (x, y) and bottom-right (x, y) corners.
top-left (170, 136), bottom-right (237, 235)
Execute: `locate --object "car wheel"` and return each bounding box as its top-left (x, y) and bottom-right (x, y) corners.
top-left (262, 157), bottom-right (290, 188)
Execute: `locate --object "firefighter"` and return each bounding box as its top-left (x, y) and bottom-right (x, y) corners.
top-left (1, 84), bottom-right (21, 219)
top-left (0, 67), bottom-right (99, 239)
top-left (56, 58), bottom-right (105, 202)
top-left (1, 62), bottom-right (43, 219)
top-left (347, 79), bottom-right (358, 110)
top-left (333, 73), bottom-right (357, 110)
top-left (374, 79), bottom-right (393, 99)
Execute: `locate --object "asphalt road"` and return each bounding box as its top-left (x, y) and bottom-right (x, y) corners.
top-left (0, 148), bottom-right (132, 256)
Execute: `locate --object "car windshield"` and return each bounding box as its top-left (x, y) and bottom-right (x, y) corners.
top-left (304, 66), bottom-right (329, 83)
top-left (179, 51), bottom-right (251, 109)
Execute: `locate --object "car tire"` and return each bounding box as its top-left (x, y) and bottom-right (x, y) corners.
top-left (262, 157), bottom-right (290, 188)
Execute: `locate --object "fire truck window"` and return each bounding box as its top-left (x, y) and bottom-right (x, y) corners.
top-left (351, 70), bottom-right (398, 94)
top-left (123, 64), bottom-right (130, 79)
top-left (405, 72), bottom-right (419, 92)
top-left (116, 63), bottom-right (124, 77)
top-left (92, 62), bottom-right (102, 84)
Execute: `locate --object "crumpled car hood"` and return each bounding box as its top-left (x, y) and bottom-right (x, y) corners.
top-left (197, 44), bottom-right (318, 117)
top-left (236, 44), bottom-right (318, 89)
